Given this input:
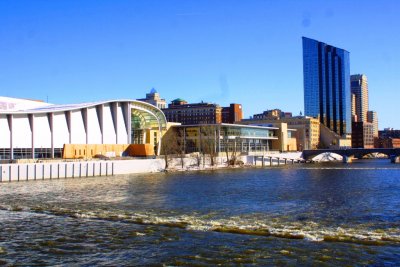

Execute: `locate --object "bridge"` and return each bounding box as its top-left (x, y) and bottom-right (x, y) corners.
top-left (301, 148), bottom-right (400, 163)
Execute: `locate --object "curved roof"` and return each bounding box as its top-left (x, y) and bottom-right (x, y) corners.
top-left (0, 99), bottom-right (167, 128)
top-left (130, 100), bottom-right (167, 129)
top-left (150, 88), bottom-right (157, 94)
top-left (0, 96), bottom-right (52, 111)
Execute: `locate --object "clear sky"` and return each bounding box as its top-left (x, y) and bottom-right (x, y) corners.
top-left (0, 0), bottom-right (399, 129)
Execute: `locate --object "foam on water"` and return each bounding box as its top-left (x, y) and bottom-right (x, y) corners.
top-left (1, 204), bottom-right (399, 246)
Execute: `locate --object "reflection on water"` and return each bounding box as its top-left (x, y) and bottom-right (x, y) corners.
top-left (0, 159), bottom-right (399, 265)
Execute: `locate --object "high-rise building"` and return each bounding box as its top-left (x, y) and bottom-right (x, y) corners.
top-left (351, 74), bottom-right (369, 122)
top-left (367, 110), bottom-right (378, 138)
top-left (302, 37), bottom-right (351, 136)
top-left (351, 93), bottom-right (357, 121)
top-left (137, 88), bottom-right (167, 109)
top-left (351, 121), bottom-right (374, 148)
top-left (349, 75), bottom-right (379, 146)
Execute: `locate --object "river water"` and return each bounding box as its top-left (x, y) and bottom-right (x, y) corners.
top-left (0, 159), bottom-right (399, 266)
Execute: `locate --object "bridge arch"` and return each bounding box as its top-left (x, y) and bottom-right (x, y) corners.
top-left (302, 148), bottom-right (400, 162)
top-left (308, 152), bottom-right (343, 161)
top-left (350, 152), bottom-right (389, 159)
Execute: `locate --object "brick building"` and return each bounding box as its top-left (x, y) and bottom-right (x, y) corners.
top-left (162, 99), bottom-right (242, 125)
top-left (252, 109), bottom-right (292, 120)
top-left (375, 128), bottom-right (400, 148)
top-left (351, 121), bottom-right (374, 148)
top-left (221, 104), bottom-right (243, 124)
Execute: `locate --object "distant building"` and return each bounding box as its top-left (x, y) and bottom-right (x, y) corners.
top-left (367, 111), bottom-right (379, 138)
top-left (349, 75), bottom-right (379, 147)
top-left (302, 37), bottom-right (351, 136)
top-left (351, 93), bottom-right (357, 121)
top-left (379, 128), bottom-right (400, 139)
top-left (241, 116), bottom-right (319, 150)
top-left (351, 121), bottom-right (374, 148)
top-left (252, 109), bottom-right (292, 120)
top-left (351, 74), bottom-right (369, 122)
top-left (221, 103), bottom-right (243, 123)
top-left (162, 99), bottom-right (221, 125)
top-left (375, 138), bottom-right (400, 149)
top-left (162, 99), bottom-right (242, 125)
top-left (169, 98), bottom-right (187, 106)
top-left (375, 128), bottom-right (400, 148)
top-left (167, 123), bottom-right (297, 154)
top-left (137, 88), bottom-right (167, 109)
top-left (349, 74), bottom-right (380, 146)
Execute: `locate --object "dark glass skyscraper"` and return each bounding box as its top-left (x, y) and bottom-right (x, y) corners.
top-left (302, 37), bottom-right (351, 136)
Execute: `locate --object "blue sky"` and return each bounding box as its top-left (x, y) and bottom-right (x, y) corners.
top-left (0, 0), bottom-right (399, 129)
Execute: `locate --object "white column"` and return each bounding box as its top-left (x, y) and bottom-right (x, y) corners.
top-left (48, 113), bottom-right (54, 158)
top-left (28, 114), bottom-right (34, 159)
top-left (65, 111), bottom-right (72, 144)
top-left (82, 108), bottom-right (88, 144)
top-left (126, 103), bottom-right (132, 144)
top-left (7, 115), bottom-right (13, 160)
top-left (96, 104), bottom-right (104, 144)
top-left (111, 102), bottom-right (118, 144)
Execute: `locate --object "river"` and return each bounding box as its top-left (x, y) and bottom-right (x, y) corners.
top-left (0, 159), bottom-right (399, 265)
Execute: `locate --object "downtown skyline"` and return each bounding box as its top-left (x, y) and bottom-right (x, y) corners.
top-left (0, 0), bottom-right (399, 129)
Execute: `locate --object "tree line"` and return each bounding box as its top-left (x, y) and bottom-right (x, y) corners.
top-left (161, 126), bottom-right (241, 170)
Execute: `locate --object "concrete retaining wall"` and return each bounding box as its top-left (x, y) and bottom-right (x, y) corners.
top-left (0, 153), bottom-right (300, 183)
top-left (0, 159), bottom-right (164, 182)
top-left (166, 154), bottom-right (301, 169)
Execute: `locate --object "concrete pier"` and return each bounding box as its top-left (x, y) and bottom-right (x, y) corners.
top-left (252, 154), bottom-right (303, 167)
top-left (390, 155), bottom-right (400, 163)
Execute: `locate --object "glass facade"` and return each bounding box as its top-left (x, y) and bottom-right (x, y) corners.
top-left (174, 125), bottom-right (277, 154)
top-left (351, 74), bottom-right (369, 123)
top-left (302, 37), bottom-right (351, 136)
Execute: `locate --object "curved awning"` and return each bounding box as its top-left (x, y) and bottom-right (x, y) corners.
top-left (130, 101), bottom-right (167, 130)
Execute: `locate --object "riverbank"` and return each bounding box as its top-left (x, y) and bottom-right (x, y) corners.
top-left (164, 152), bottom-right (303, 172)
top-left (0, 152), bottom-right (303, 182)
top-left (0, 159), bottom-right (164, 182)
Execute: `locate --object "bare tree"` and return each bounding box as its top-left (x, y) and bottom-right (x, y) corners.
top-left (161, 128), bottom-right (180, 170)
top-left (186, 137), bottom-right (202, 167)
top-left (190, 152), bottom-right (202, 167)
top-left (176, 128), bottom-right (186, 169)
top-left (221, 127), bottom-right (238, 166)
top-left (199, 125), bottom-right (218, 167)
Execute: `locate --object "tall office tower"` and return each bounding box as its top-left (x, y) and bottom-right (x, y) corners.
top-left (351, 93), bottom-right (357, 121)
top-left (302, 37), bottom-right (351, 136)
top-left (351, 74), bottom-right (369, 122)
top-left (367, 110), bottom-right (379, 137)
